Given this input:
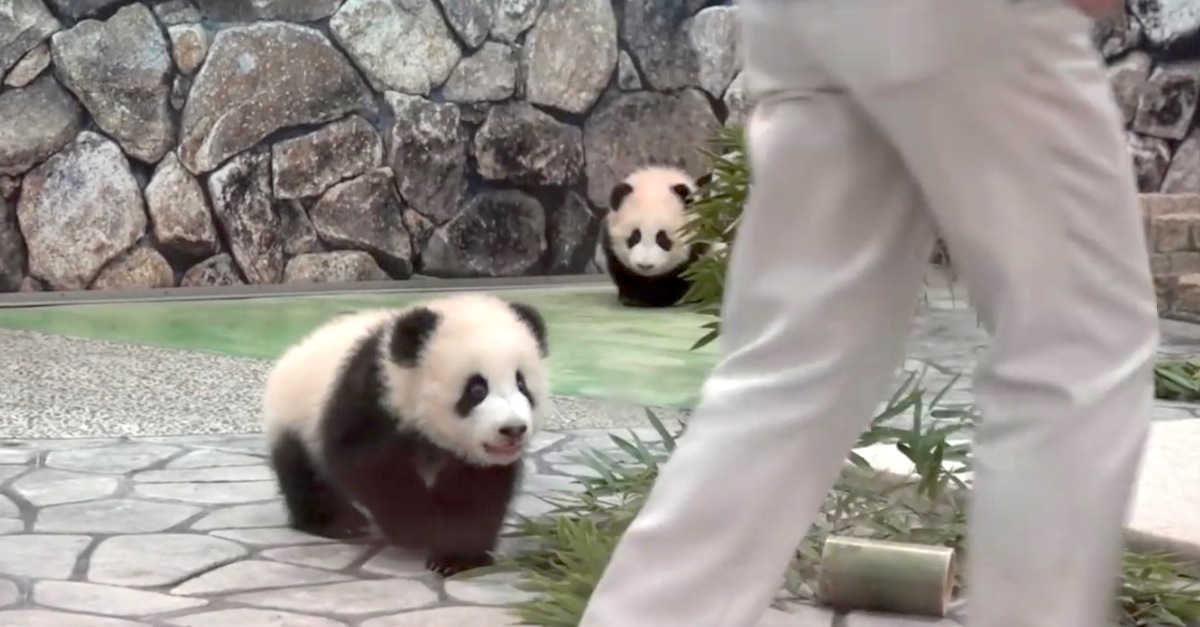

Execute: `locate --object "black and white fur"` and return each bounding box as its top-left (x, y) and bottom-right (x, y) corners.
top-left (600, 165), bottom-right (714, 308)
top-left (261, 293), bottom-right (550, 576)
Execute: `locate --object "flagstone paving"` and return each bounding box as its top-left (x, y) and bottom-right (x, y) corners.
top-left (0, 429), bottom-right (977, 627)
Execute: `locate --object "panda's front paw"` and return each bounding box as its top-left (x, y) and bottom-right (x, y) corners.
top-left (426, 551), bottom-right (494, 577)
top-left (313, 520), bottom-right (372, 540)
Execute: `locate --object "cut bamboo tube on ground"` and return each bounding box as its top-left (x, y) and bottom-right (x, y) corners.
top-left (817, 535), bottom-right (957, 617)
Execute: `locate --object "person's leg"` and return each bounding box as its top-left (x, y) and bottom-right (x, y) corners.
top-left (799, 1), bottom-right (1158, 625)
top-left (577, 4), bottom-right (940, 626)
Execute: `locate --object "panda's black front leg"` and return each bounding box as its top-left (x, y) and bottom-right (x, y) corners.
top-left (324, 444), bottom-right (441, 550)
top-left (269, 431), bottom-right (371, 539)
top-left (425, 461), bottom-right (522, 577)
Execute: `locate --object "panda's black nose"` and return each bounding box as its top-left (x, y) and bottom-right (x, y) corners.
top-left (499, 425), bottom-right (527, 438)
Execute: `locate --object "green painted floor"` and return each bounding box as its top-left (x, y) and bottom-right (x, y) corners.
top-left (0, 286), bottom-right (721, 409)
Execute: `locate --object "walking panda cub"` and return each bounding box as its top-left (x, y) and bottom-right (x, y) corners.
top-left (261, 293), bottom-right (550, 576)
top-left (600, 165), bottom-right (720, 307)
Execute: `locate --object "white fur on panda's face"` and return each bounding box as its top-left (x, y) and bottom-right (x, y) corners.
top-left (382, 296), bottom-right (549, 467)
top-left (608, 168), bottom-right (694, 277)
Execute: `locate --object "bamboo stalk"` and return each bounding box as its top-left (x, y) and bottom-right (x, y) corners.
top-left (817, 535), bottom-right (957, 617)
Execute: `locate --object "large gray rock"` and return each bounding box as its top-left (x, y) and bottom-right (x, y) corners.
top-left (42, 0), bottom-right (123, 19)
top-left (0, 196), bottom-right (24, 292)
top-left (50, 3), bottom-right (175, 164)
top-left (583, 89), bottom-right (719, 207)
top-left (330, 0), bottom-right (461, 96)
top-left (0, 0), bottom-right (59, 77)
top-left (623, 0), bottom-right (702, 91)
top-left (385, 92), bottom-right (467, 224)
top-left (16, 131), bottom-right (147, 291)
top-left (4, 41), bottom-right (50, 87)
top-left (179, 22), bottom-right (375, 175)
top-left (91, 246), bottom-right (176, 290)
top-left (523, 0), bottom-right (617, 114)
top-left (144, 152), bottom-right (219, 260)
top-left (192, 0), bottom-right (345, 21)
top-left (309, 168), bottom-right (413, 278)
top-left (168, 23), bottom-right (209, 76)
top-left (1132, 63), bottom-right (1200, 141)
top-left (206, 151), bottom-right (284, 284)
top-left (439, 0), bottom-right (495, 49)
top-left (1128, 132), bottom-right (1172, 193)
top-left (491, 0), bottom-right (543, 43)
top-left (473, 102), bottom-right (584, 187)
top-left (687, 6), bottom-right (739, 99)
top-left (1129, 0), bottom-right (1200, 48)
top-left (285, 251), bottom-right (389, 284)
top-left (442, 41), bottom-right (517, 102)
top-left (272, 115), bottom-right (382, 199)
top-left (421, 190), bottom-right (546, 278)
top-left (181, 253), bottom-right (244, 287)
top-left (1108, 51), bottom-right (1152, 126)
top-left (1163, 129), bottom-right (1200, 194)
top-left (546, 191), bottom-right (596, 274)
top-left (0, 75), bottom-right (83, 175)
top-left (153, 0), bottom-right (201, 25)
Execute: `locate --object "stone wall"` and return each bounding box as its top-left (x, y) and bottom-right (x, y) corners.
top-left (1104, 3), bottom-right (1200, 195)
top-left (0, 0), bottom-right (1197, 294)
top-left (0, 0), bottom-right (742, 292)
top-left (1144, 194), bottom-right (1200, 318)
top-left (1104, 2), bottom-right (1200, 317)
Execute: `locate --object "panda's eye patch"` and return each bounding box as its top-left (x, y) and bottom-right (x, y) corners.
top-left (626, 229), bottom-right (641, 248)
top-left (465, 375), bottom-right (489, 405)
top-left (655, 230), bottom-right (672, 251)
top-left (516, 371), bottom-right (529, 394)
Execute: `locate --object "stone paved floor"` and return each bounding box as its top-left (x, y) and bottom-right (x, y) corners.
top-left (0, 429), bottom-right (972, 626)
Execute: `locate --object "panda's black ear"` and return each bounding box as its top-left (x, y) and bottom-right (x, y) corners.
top-left (509, 302), bottom-right (549, 357)
top-left (389, 307), bottom-right (440, 367)
top-left (609, 183), bottom-right (633, 211)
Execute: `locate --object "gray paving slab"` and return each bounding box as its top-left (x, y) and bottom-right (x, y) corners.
top-left (0, 430), bottom-right (967, 627)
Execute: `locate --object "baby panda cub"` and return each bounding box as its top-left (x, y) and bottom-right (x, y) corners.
top-left (261, 293), bottom-right (550, 576)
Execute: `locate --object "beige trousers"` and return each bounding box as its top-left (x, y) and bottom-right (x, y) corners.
top-left (578, 1), bottom-right (1160, 626)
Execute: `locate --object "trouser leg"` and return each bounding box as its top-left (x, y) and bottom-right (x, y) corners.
top-left (794, 1), bottom-right (1160, 625)
top-left (577, 6), bottom-right (939, 626)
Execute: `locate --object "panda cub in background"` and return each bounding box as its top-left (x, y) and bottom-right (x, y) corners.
top-left (601, 165), bottom-right (715, 308)
top-left (261, 293), bottom-right (550, 576)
